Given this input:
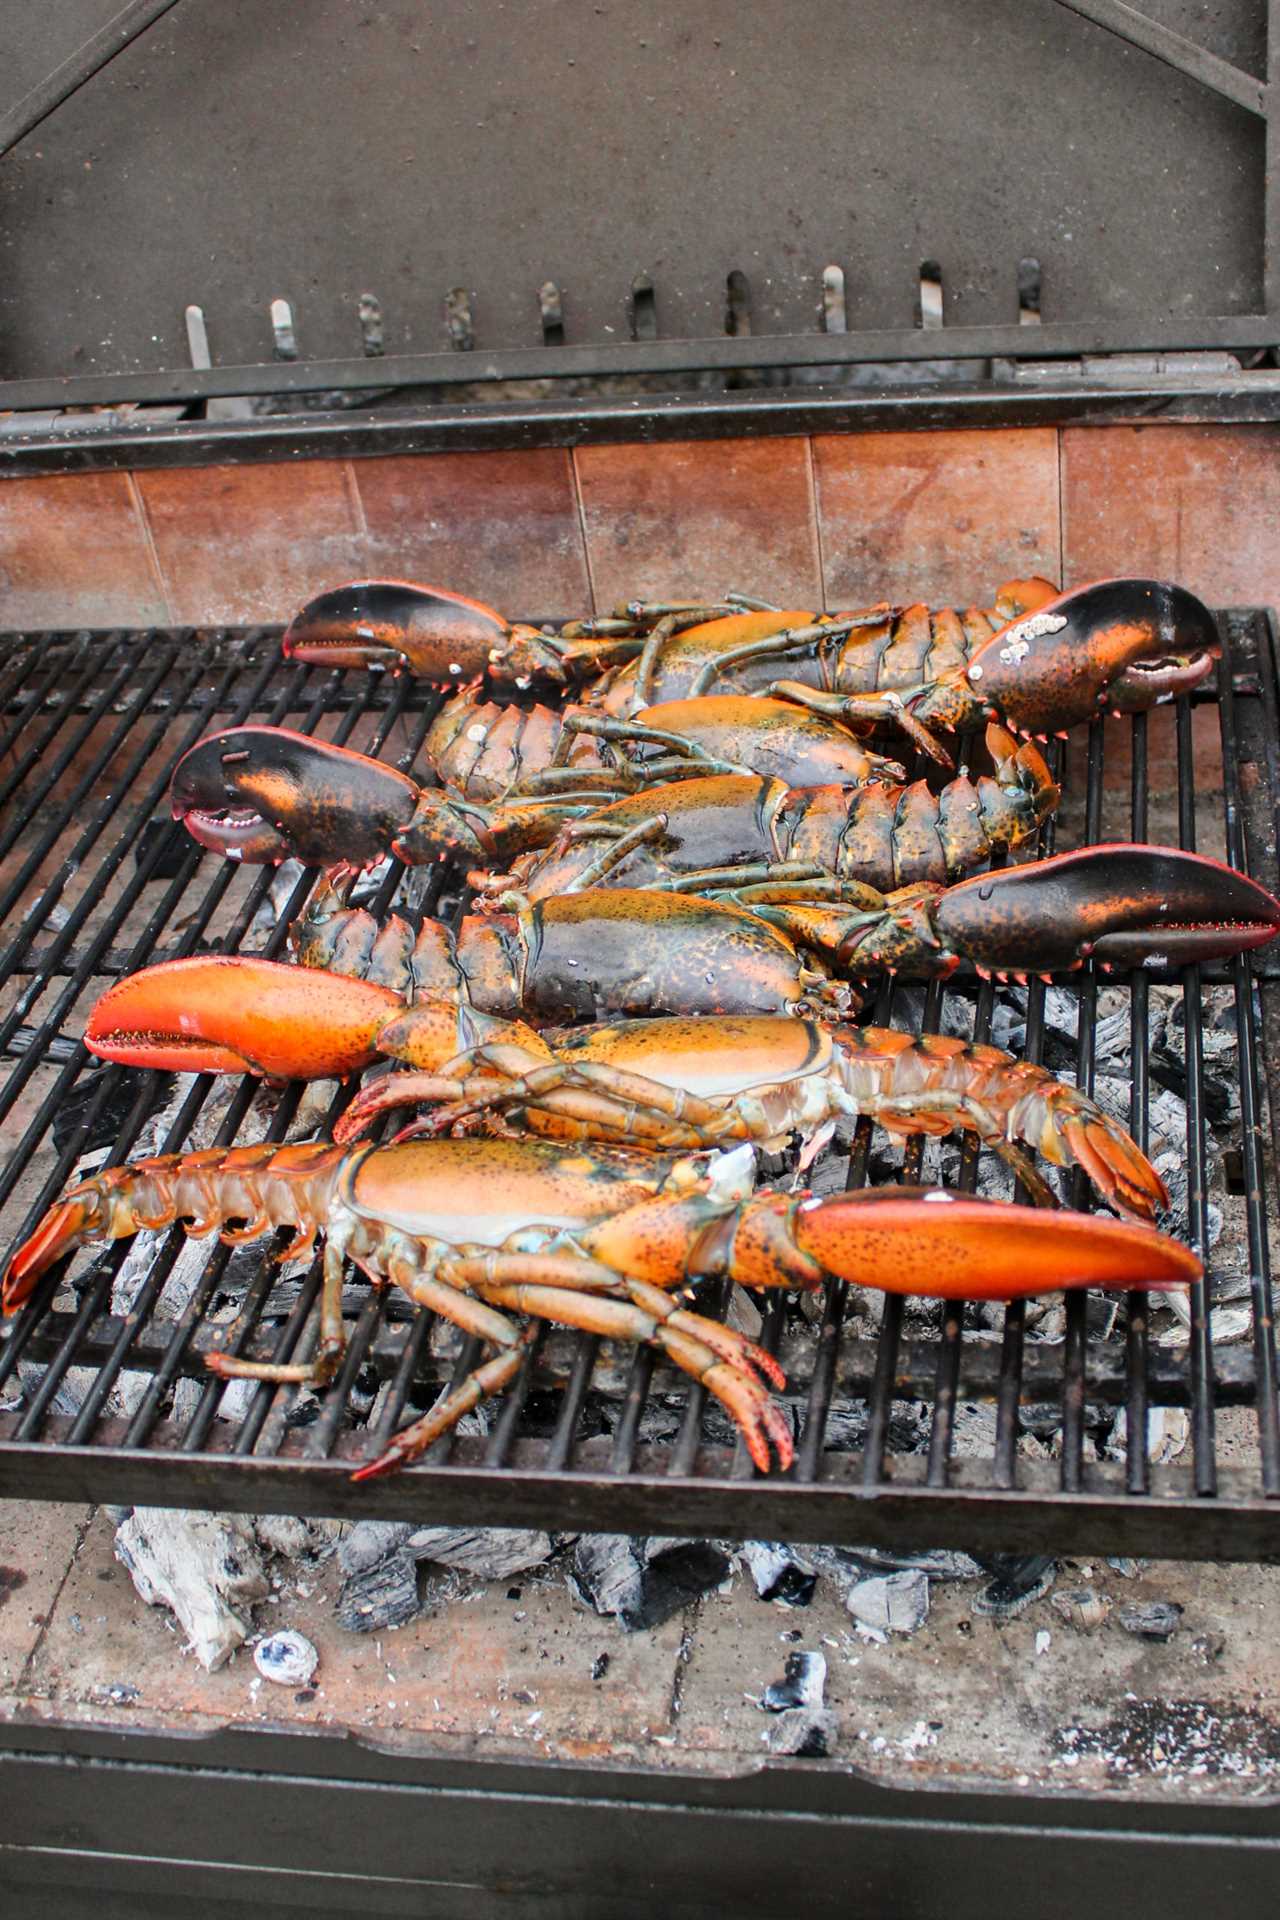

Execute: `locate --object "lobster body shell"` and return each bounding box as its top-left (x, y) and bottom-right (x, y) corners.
top-left (425, 690), bottom-right (891, 803)
top-left (506, 890), bottom-right (824, 1021)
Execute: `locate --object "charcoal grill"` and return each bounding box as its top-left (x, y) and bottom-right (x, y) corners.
top-left (5, 7), bottom-right (1280, 1916)
top-left (0, 601), bottom-right (1278, 1558)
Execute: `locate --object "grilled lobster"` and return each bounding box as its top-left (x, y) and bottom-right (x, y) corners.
top-left (171, 578), bottom-right (1219, 873)
top-left (2, 1137), bottom-right (1200, 1479)
top-left (86, 840), bottom-right (1280, 1059)
top-left (80, 956), bottom-right (1168, 1219)
top-left (336, 1014), bottom-right (1170, 1224)
top-left (173, 696), bottom-right (908, 868)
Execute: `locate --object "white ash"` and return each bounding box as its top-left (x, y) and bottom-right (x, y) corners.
top-left (406, 1526), bottom-right (554, 1578)
top-left (763, 1647), bottom-right (827, 1711)
top-left (738, 1541), bottom-right (817, 1606)
top-left (1118, 1599), bottom-right (1183, 1641)
top-left (244, 860), bottom-right (306, 947)
top-left (115, 1508), bottom-right (271, 1671)
top-left (254, 1628), bottom-right (318, 1687)
top-left (1050, 1587), bottom-right (1108, 1631)
top-left (1105, 1406), bottom-right (1190, 1464)
top-left (844, 1569), bottom-right (930, 1635)
top-left (758, 1650), bottom-right (836, 1756)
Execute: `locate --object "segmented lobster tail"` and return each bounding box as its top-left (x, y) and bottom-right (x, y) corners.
top-left (290, 876), bottom-right (461, 999)
top-left (815, 722), bottom-right (1057, 890)
top-left (1, 1144), bottom-right (347, 1314)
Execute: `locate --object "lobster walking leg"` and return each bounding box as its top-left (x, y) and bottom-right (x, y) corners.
top-left (352, 1335), bottom-right (535, 1481)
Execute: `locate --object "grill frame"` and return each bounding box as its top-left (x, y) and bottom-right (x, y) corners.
top-left (1, 611), bottom-right (1279, 1556)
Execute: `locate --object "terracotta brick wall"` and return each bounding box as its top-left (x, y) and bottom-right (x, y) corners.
top-left (2, 424), bottom-right (1278, 628)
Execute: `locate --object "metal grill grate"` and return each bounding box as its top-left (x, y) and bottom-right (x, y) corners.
top-left (1, 617), bottom-right (1278, 1554)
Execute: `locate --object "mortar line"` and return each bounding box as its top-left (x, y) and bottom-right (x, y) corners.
top-left (126, 474), bottom-right (176, 625)
top-left (16, 1504), bottom-right (97, 1695)
top-left (343, 459), bottom-right (370, 540)
top-left (1056, 426), bottom-right (1066, 587)
top-left (806, 435), bottom-right (828, 607)
top-left (666, 1606), bottom-right (698, 1730)
top-left (568, 449), bottom-right (599, 615)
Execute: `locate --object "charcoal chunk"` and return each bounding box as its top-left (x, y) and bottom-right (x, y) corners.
top-left (971, 1554), bottom-right (1056, 1618)
top-left (336, 1551), bottom-right (420, 1634)
top-left (1118, 1600), bottom-right (1183, 1642)
top-left (571, 1535), bottom-right (730, 1631)
top-left (740, 1541), bottom-right (817, 1607)
top-left (763, 1650), bottom-right (827, 1712)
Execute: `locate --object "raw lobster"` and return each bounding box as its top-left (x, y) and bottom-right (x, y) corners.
top-left (279, 577), bottom-right (1055, 692)
top-left (2, 1137), bottom-right (1200, 1479)
top-left (472, 726), bottom-right (1057, 903)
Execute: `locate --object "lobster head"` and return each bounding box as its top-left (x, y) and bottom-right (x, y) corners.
top-left (965, 579), bottom-right (1218, 736)
top-left (170, 725), bottom-right (421, 866)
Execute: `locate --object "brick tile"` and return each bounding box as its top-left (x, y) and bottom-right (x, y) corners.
top-left (354, 449), bottom-right (591, 619)
top-left (136, 461), bottom-right (364, 625)
top-left (813, 427), bottom-right (1061, 606)
top-left (0, 472), bottom-right (167, 627)
top-left (575, 438), bottom-right (821, 608)
top-left (1063, 424), bottom-right (1280, 610)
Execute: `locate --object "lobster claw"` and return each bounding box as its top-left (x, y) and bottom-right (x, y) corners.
top-left (171, 726), bottom-right (422, 867)
top-left (283, 580), bottom-right (522, 681)
top-left (789, 1187), bottom-right (1201, 1298)
top-left (965, 579), bottom-right (1219, 736)
top-left (84, 955), bottom-right (404, 1078)
top-left (933, 844), bottom-right (1280, 974)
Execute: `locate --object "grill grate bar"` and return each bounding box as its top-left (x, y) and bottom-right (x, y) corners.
top-left (1, 615), bottom-right (1278, 1553)
top-left (1175, 694), bottom-right (1218, 1495)
top-left (1214, 621), bottom-right (1280, 1493)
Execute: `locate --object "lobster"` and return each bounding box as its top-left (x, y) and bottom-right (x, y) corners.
top-left (172, 697), bottom-right (909, 869)
top-left (79, 953), bottom-right (1167, 1219)
top-left (471, 727), bottom-right (1057, 905)
top-left (282, 576), bottom-right (1219, 767)
top-left (85, 842), bottom-right (1280, 1055)
top-left (170, 578), bottom-right (1220, 874)
top-left (279, 577), bottom-right (1056, 692)
top-left (335, 1014), bottom-right (1170, 1224)
top-left (2, 1136), bottom-right (1200, 1479)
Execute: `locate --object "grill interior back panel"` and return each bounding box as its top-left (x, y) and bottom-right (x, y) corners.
top-left (1, 613), bottom-right (1278, 1555)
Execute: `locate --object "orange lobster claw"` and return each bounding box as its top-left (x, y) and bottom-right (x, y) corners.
top-left (84, 955), bottom-right (404, 1079)
top-left (788, 1186), bottom-right (1201, 1299)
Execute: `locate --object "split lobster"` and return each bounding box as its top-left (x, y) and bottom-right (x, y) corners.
top-left (2, 1136), bottom-right (1200, 1479)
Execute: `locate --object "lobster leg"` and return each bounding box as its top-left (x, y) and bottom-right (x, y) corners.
top-left (770, 679), bottom-right (955, 767)
top-left (686, 614), bottom-right (880, 695)
top-left (204, 1235), bottom-right (350, 1386)
top-left (562, 815), bottom-right (670, 892)
top-left (475, 1278), bottom-right (793, 1472)
top-left (338, 1054), bottom-right (746, 1149)
top-left (352, 1334), bottom-right (535, 1480)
